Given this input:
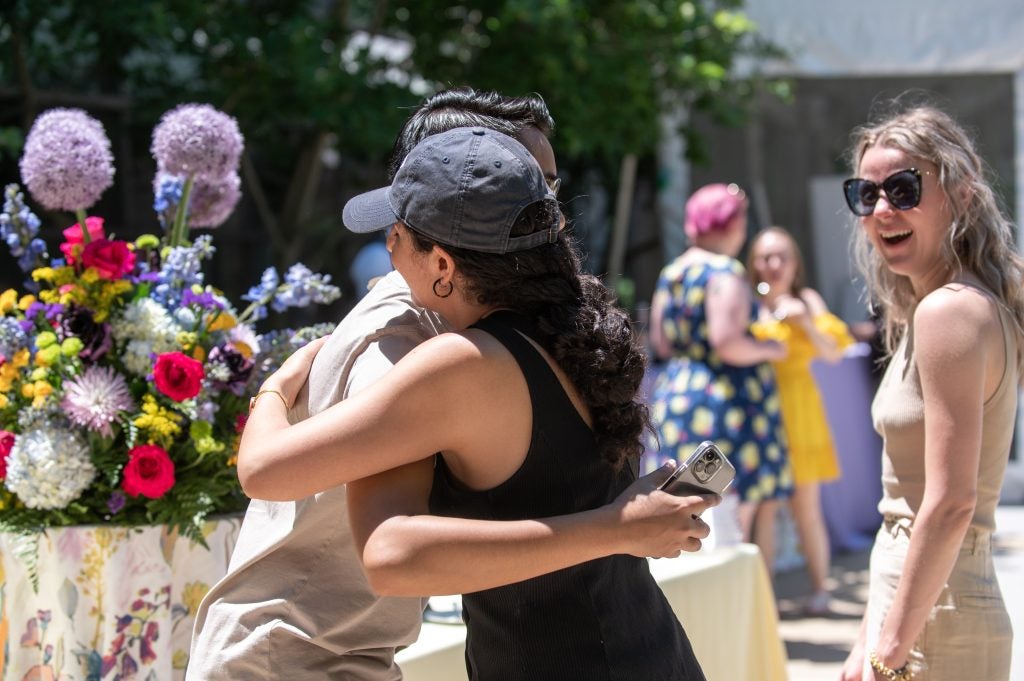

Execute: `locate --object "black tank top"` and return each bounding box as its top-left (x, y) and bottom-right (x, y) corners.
top-left (429, 311), bottom-right (705, 681)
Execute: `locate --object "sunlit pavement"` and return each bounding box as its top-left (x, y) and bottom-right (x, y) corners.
top-left (774, 504), bottom-right (1024, 681)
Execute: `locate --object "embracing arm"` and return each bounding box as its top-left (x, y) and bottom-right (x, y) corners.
top-left (707, 273), bottom-right (786, 366)
top-left (238, 333), bottom-right (482, 501)
top-left (347, 459), bottom-right (719, 596)
top-left (871, 289), bottom-right (993, 671)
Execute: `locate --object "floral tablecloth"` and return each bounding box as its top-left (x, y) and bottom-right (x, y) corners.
top-left (0, 516), bottom-right (242, 680)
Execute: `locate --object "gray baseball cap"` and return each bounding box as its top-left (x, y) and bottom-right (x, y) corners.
top-left (343, 126), bottom-right (557, 254)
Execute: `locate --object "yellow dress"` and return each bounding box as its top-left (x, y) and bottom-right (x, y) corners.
top-left (751, 313), bottom-right (853, 485)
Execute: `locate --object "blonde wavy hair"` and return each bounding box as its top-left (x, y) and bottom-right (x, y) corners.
top-left (848, 105), bottom-right (1024, 370)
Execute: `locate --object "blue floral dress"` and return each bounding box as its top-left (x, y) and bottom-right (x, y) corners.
top-left (648, 254), bottom-right (793, 503)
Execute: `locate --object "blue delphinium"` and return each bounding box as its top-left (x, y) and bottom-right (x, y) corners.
top-left (151, 234), bottom-right (215, 307)
top-left (241, 264), bottom-right (340, 322)
top-left (240, 267), bottom-right (281, 321)
top-left (153, 173), bottom-right (185, 233)
top-left (0, 184), bottom-right (49, 286)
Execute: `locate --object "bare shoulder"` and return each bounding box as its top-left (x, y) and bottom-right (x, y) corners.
top-left (914, 283), bottom-right (1000, 358)
top-left (799, 287), bottom-right (829, 314)
top-left (399, 328), bottom-right (512, 379)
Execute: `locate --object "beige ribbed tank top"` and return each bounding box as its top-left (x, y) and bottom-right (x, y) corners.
top-left (871, 286), bottom-right (1018, 532)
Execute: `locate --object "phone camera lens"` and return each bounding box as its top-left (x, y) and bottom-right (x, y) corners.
top-left (705, 461), bottom-right (718, 475)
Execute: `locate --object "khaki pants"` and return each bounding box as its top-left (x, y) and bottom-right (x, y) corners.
top-left (865, 516), bottom-right (1012, 680)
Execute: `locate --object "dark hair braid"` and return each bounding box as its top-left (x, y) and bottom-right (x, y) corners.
top-left (407, 201), bottom-right (650, 469)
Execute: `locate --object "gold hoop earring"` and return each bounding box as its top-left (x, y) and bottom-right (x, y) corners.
top-left (432, 278), bottom-right (453, 298)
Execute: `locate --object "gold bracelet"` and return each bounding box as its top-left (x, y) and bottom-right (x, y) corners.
top-left (249, 389), bottom-right (289, 413)
top-left (869, 650), bottom-right (911, 680)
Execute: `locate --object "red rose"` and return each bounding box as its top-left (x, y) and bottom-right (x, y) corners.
top-left (153, 352), bottom-right (205, 402)
top-left (81, 238), bottom-right (137, 280)
top-left (122, 444), bottom-right (176, 499)
top-left (0, 430), bottom-right (15, 479)
top-left (60, 216), bottom-right (106, 264)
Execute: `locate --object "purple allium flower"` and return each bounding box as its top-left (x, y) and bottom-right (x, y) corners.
top-left (61, 365), bottom-right (136, 437)
top-left (188, 170), bottom-right (241, 228)
top-left (58, 305), bottom-right (113, 363)
top-left (19, 109), bottom-right (115, 212)
top-left (150, 104), bottom-right (244, 180)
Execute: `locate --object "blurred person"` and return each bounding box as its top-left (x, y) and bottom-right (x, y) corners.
top-left (648, 182), bottom-right (792, 572)
top-left (188, 89), bottom-right (711, 681)
top-left (748, 226), bottom-right (854, 615)
top-left (238, 127), bottom-right (714, 680)
top-left (839, 105), bottom-right (1020, 681)
top-left (349, 236), bottom-right (393, 299)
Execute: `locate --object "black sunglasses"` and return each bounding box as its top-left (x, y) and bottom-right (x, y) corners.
top-left (842, 168), bottom-right (922, 217)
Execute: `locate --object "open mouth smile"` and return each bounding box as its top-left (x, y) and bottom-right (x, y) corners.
top-left (879, 229), bottom-right (912, 245)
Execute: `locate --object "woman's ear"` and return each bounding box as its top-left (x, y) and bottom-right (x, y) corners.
top-left (431, 245), bottom-right (455, 282)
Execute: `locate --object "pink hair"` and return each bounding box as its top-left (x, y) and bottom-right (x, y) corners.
top-left (684, 183), bottom-right (747, 239)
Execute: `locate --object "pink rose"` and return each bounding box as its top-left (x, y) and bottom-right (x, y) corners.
top-left (81, 238), bottom-right (136, 280)
top-left (0, 430), bottom-right (15, 479)
top-left (60, 216), bottom-right (106, 263)
top-left (153, 352), bottom-right (204, 402)
top-left (122, 444), bottom-right (176, 499)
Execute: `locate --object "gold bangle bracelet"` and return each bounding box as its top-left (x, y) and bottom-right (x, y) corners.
top-left (249, 389), bottom-right (289, 413)
top-left (868, 650), bottom-right (911, 680)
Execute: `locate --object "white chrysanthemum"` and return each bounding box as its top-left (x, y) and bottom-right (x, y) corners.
top-left (4, 429), bottom-right (96, 510)
top-left (61, 365), bottom-right (136, 437)
top-left (111, 299), bottom-right (182, 375)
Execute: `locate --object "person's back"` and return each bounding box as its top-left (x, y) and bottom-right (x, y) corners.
top-left (429, 311), bottom-right (705, 680)
top-left (187, 271), bottom-right (449, 680)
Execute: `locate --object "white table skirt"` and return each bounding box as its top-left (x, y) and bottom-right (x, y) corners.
top-left (0, 517), bottom-right (242, 680)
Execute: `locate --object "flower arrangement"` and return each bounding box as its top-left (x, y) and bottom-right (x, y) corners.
top-left (0, 105), bottom-right (339, 541)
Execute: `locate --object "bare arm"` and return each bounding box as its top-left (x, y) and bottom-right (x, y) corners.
top-left (871, 287), bottom-right (996, 670)
top-left (780, 288), bottom-right (847, 363)
top-left (649, 288), bottom-right (673, 361)
top-left (706, 273), bottom-right (785, 366)
top-left (238, 333), bottom-right (494, 500)
top-left (347, 459), bottom-right (720, 596)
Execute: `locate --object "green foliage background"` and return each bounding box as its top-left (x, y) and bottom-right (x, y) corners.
top-left (0, 0), bottom-right (784, 289)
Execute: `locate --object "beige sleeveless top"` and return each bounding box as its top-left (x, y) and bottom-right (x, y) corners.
top-left (871, 286), bottom-right (1018, 532)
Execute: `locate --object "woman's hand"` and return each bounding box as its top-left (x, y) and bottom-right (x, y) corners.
top-left (773, 293), bottom-right (810, 326)
top-left (609, 463), bottom-right (721, 558)
top-left (260, 336), bottom-right (329, 407)
top-left (839, 637), bottom-right (867, 681)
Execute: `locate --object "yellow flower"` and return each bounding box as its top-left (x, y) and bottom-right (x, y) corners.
top-left (0, 393), bottom-right (8, 409)
top-left (18, 294), bottom-right (36, 310)
top-left (21, 380), bottom-right (53, 407)
top-left (740, 442), bottom-right (760, 472)
top-left (0, 289), bottom-right (17, 313)
top-left (134, 394), bottom-right (182, 446)
top-left (206, 310), bottom-right (237, 332)
top-left (690, 406), bottom-right (715, 437)
top-left (181, 581), bottom-right (210, 615)
top-left (12, 349), bottom-right (30, 368)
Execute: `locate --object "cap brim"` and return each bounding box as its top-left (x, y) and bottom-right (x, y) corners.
top-left (342, 186), bottom-right (398, 234)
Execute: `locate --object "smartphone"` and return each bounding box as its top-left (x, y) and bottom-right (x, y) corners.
top-left (658, 441), bottom-right (736, 497)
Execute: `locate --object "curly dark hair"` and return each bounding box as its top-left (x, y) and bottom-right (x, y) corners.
top-left (406, 199), bottom-right (650, 470)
